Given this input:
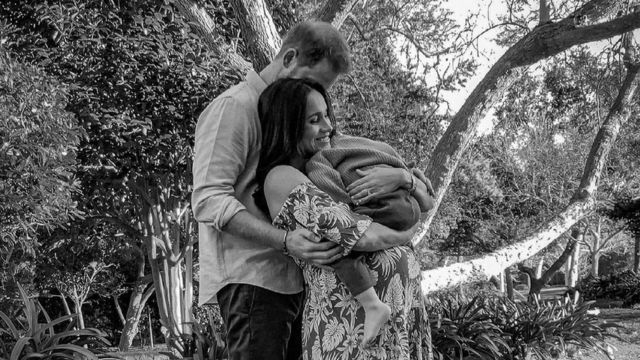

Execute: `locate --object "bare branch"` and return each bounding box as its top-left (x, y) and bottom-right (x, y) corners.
top-left (420, 23), bottom-right (640, 292)
top-left (415, 0), bottom-right (640, 243)
top-left (540, 0), bottom-right (551, 24)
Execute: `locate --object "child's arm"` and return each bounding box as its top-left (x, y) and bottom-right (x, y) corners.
top-left (407, 168), bottom-right (435, 212)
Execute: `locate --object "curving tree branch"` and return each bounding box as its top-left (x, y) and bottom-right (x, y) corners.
top-left (312, 0), bottom-right (363, 29)
top-left (420, 24), bottom-right (640, 293)
top-left (416, 0), bottom-right (640, 244)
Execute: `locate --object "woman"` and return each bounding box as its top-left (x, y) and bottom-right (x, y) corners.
top-left (254, 78), bottom-right (431, 359)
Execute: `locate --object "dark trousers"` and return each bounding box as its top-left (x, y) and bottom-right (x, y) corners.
top-left (217, 284), bottom-right (304, 360)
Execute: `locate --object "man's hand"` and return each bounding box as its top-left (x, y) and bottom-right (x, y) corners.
top-left (286, 228), bottom-right (344, 265)
top-left (347, 168), bottom-right (408, 205)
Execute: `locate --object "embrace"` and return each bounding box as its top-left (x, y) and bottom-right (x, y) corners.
top-left (193, 21), bottom-right (434, 360)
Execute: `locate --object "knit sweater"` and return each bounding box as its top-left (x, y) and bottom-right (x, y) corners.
top-left (306, 134), bottom-right (420, 231)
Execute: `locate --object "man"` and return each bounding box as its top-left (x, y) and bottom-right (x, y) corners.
top-left (192, 21), bottom-right (415, 360)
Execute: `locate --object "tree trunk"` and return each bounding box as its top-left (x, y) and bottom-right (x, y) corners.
top-left (312, 0), bottom-right (362, 29)
top-left (420, 32), bottom-right (640, 293)
top-left (173, 0), bottom-right (251, 74)
top-left (118, 248), bottom-right (154, 351)
top-left (505, 268), bottom-right (514, 301)
top-left (74, 301), bottom-right (85, 329)
top-left (415, 0), bottom-right (640, 244)
top-left (421, 200), bottom-right (593, 293)
top-left (59, 292), bottom-right (72, 316)
top-left (569, 240), bottom-right (581, 287)
top-left (592, 252), bottom-right (601, 277)
top-left (634, 236), bottom-right (640, 273)
top-left (175, 0), bottom-right (364, 73)
top-left (113, 294), bottom-right (125, 326)
top-left (535, 259), bottom-right (544, 278)
top-left (229, 0), bottom-right (281, 72)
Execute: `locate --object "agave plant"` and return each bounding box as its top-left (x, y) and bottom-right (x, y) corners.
top-left (489, 296), bottom-right (622, 360)
top-left (0, 283), bottom-right (111, 360)
top-left (429, 295), bottom-right (511, 360)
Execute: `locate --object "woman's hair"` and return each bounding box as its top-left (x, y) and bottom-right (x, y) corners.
top-left (254, 77), bottom-right (334, 217)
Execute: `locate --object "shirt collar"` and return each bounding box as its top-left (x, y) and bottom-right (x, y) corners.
top-left (246, 70), bottom-right (268, 95)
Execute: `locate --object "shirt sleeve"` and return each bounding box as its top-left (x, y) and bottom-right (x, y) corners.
top-left (191, 95), bottom-right (255, 231)
top-left (279, 183), bottom-right (373, 256)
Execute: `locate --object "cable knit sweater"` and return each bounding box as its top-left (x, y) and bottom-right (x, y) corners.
top-left (306, 134), bottom-right (420, 231)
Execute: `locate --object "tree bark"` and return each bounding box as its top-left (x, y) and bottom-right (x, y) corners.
top-left (174, 0), bottom-right (363, 74)
top-left (113, 294), bottom-right (125, 326)
top-left (421, 199), bottom-right (593, 293)
top-left (415, 0), bottom-right (640, 244)
top-left (312, 0), bottom-right (362, 29)
top-left (634, 237), bottom-right (640, 273)
top-left (537, 230), bottom-right (581, 291)
top-left (522, 233), bottom-right (578, 297)
top-left (505, 268), bottom-right (514, 301)
top-left (229, 0), bottom-right (281, 72)
top-left (173, 0), bottom-right (251, 74)
top-left (420, 28), bottom-right (640, 293)
top-left (118, 248), bottom-right (154, 351)
top-left (569, 241), bottom-right (581, 287)
top-left (592, 251), bottom-right (601, 276)
top-left (74, 301), bottom-right (85, 329)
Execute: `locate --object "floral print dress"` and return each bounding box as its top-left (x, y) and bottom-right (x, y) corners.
top-left (273, 182), bottom-right (431, 360)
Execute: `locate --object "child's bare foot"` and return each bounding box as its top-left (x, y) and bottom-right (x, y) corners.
top-left (362, 300), bottom-right (391, 345)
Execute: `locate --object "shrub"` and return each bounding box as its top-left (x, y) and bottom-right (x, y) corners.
top-left (0, 45), bottom-right (83, 256)
top-left (578, 270), bottom-right (640, 307)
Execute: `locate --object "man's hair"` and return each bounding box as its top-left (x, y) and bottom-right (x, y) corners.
top-left (278, 21), bottom-right (351, 74)
top-left (254, 78), bottom-right (335, 215)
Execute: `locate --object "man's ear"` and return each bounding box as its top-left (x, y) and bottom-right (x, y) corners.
top-left (282, 48), bottom-right (297, 68)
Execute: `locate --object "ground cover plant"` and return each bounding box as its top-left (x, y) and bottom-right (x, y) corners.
top-left (428, 293), bottom-right (621, 360)
top-left (0, 284), bottom-right (110, 360)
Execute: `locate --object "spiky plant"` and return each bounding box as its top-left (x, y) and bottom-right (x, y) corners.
top-left (0, 283), bottom-right (110, 360)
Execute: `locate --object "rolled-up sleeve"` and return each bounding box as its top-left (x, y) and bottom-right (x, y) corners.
top-left (279, 183), bottom-right (373, 256)
top-left (192, 96), bottom-right (253, 230)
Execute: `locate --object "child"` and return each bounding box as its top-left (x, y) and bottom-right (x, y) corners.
top-left (306, 133), bottom-right (433, 345)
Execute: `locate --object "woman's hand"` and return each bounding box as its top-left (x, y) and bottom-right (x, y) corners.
top-left (347, 168), bottom-right (409, 205)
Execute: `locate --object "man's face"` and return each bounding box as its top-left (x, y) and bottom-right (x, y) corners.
top-left (285, 56), bottom-right (340, 89)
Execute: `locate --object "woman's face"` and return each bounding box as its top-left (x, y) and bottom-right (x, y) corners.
top-left (299, 89), bottom-right (332, 157)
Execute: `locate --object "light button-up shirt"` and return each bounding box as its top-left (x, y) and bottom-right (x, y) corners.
top-left (192, 71), bottom-right (304, 305)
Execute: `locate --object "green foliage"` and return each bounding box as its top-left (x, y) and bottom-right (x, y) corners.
top-left (578, 271), bottom-right (640, 307)
top-left (430, 296), bottom-right (510, 360)
top-left (0, 283), bottom-right (110, 360)
top-left (429, 294), bottom-right (620, 360)
top-left (0, 47), bottom-right (83, 255)
top-left (1, 0), bottom-right (231, 347)
top-left (190, 305), bottom-right (225, 360)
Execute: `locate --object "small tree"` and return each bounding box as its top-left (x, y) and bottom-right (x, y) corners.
top-left (0, 44), bottom-right (83, 311)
